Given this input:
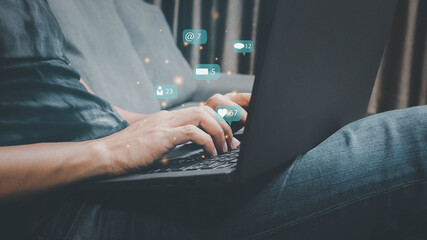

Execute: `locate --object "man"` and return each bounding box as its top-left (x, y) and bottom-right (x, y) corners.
top-left (0, 0), bottom-right (426, 239)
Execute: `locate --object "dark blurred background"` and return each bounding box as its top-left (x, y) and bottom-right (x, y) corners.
top-left (144, 0), bottom-right (265, 76)
top-left (368, 0), bottom-right (427, 114)
top-left (144, 0), bottom-right (427, 114)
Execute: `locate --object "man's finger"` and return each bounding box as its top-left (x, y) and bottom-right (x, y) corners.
top-left (201, 106), bottom-right (236, 150)
top-left (170, 125), bottom-right (217, 156)
top-left (224, 92), bottom-right (251, 108)
top-left (206, 94), bottom-right (248, 125)
top-left (168, 107), bottom-right (228, 153)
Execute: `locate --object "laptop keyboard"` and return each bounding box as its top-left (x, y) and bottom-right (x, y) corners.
top-left (139, 147), bottom-right (240, 174)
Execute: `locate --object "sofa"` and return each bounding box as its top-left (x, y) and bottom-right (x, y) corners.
top-left (46, 0), bottom-right (254, 114)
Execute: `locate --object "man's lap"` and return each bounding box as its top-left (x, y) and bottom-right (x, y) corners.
top-left (39, 106), bottom-right (427, 240)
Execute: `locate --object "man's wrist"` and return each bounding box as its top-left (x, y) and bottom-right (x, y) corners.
top-left (86, 139), bottom-right (113, 176)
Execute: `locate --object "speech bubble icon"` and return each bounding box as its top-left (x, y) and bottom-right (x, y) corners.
top-left (183, 29), bottom-right (207, 46)
top-left (233, 40), bottom-right (253, 56)
top-left (194, 64), bottom-right (220, 84)
top-left (215, 105), bottom-right (242, 125)
top-left (154, 84), bottom-right (178, 102)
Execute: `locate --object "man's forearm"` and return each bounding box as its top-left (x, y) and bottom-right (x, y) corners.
top-left (0, 140), bottom-right (108, 203)
top-left (0, 79), bottom-right (147, 202)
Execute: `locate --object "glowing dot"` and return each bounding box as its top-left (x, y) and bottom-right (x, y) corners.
top-left (181, 104), bottom-right (185, 107)
top-left (144, 57), bottom-right (150, 63)
top-left (201, 155), bottom-right (205, 159)
top-left (199, 46), bottom-right (203, 50)
top-left (173, 75), bottom-right (183, 86)
top-left (225, 134), bottom-right (229, 139)
top-left (226, 70), bottom-right (232, 75)
top-left (164, 59), bottom-right (169, 64)
top-left (126, 144), bottom-right (130, 148)
top-left (161, 101), bottom-right (167, 108)
top-left (211, 11), bottom-right (220, 21)
top-left (173, 137), bottom-right (177, 141)
top-left (215, 57), bottom-right (219, 61)
top-left (136, 81), bottom-right (140, 85)
top-left (183, 42), bottom-right (189, 47)
top-left (225, 29), bottom-right (228, 33)
top-left (160, 157), bottom-right (168, 165)
top-left (160, 29), bottom-right (163, 32)
top-left (199, 101), bottom-right (205, 106)
top-left (231, 90), bottom-right (237, 95)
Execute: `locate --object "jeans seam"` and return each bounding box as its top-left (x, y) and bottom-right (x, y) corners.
top-left (247, 179), bottom-right (427, 240)
top-left (64, 203), bottom-right (87, 240)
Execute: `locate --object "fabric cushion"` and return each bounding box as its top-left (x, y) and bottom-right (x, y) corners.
top-left (113, 0), bottom-right (197, 109)
top-left (48, 0), bottom-right (160, 113)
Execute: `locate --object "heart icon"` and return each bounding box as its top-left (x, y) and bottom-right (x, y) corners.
top-left (217, 108), bottom-right (228, 118)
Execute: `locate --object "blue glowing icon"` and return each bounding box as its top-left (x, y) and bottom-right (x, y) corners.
top-left (233, 40), bottom-right (253, 56)
top-left (194, 64), bottom-right (220, 84)
top-left (215, 105), bottom-right (242, 125)
top-left (154, 85), bottom-right (178, 102)
top-left (183, 29), bottom-right (207, 46)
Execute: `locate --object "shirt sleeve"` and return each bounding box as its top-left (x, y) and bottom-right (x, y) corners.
top-left (0, 0), bottom-right (127, 146)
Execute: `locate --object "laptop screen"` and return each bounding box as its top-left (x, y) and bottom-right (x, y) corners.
top-left (238, 0), bottom-right (398, 181)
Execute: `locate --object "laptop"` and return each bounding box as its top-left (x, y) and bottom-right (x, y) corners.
top-left (90, 0), bottom-right (397, 189)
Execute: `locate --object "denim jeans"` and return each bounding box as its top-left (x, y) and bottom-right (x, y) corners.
top-left (33, 106), bottom-right (427, 240)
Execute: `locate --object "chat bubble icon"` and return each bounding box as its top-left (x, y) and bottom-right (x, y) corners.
top-left (233, 40), bottom-right (253, 56)
top-left (154, 84), bottom-right (178, 102)
top-left (194, 64), bottom-right (220, 84)
top-left (215, 105), bottom-right (242, 125)
top-left (183, 29), bottom-right (207, 46)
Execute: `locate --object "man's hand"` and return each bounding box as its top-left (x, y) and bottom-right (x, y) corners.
top-left (204, 92), bottom-right (251, 132)
top-left (99, 106), bottom-right (239, 175)
top-left (99, 92), bottom-right (251, 175)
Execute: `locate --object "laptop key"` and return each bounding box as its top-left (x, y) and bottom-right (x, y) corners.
top-left (182, 167), bottom-right (199, 171)
top-left (201, 165), bottom-right (214, 169)
top-left (216, 163), bottom-right (237, 169)
top-left (209, 162), bottom-right (223, 168)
